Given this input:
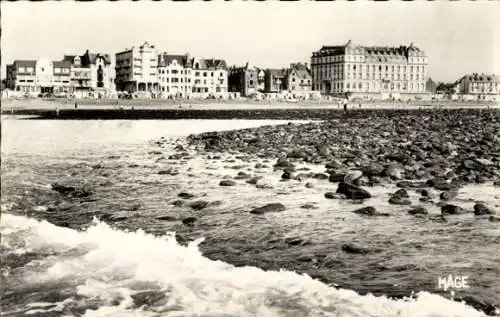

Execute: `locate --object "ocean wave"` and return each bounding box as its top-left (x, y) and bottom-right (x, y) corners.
top-left (1, 213), bottom-right (487, 317)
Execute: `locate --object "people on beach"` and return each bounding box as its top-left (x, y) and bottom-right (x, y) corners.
top-left (343, 99), bottom-right (348, 112)
top-left (74, 102), bottom-right (78, 109)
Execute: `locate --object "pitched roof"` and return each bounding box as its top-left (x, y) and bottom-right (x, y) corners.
top-left (158, 53), bottom-right (189, 67)
top-left (192, 58), bottom-right (227, 70)
top-left (53, 61), bottom-right (72, 68)
top-left (13, 60), bottom-right (36, 67)
top-left (465, 74), bottom-right (499, 83)
top-left (289, 63), bottom-right (311, 79)
top-left (267, 68), bottom-right (286, 77)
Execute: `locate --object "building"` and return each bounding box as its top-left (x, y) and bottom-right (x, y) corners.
top-left (115, 42), bottom-right (159, 97)
top-left (191, 57), bottom-right (228, 97)
top-left (228, 63), bottom-right (259, 97)
top-left (157, 53), bottom-right (193, 98)
top-left (6, 58), bottom-right (71, 96)
top-left (264, 68), bottom-right (287, 93)
top-left (311, 40), bottom-right (428, 100)
top-left (63, 50), bottom-right (114, 98)
top-left (286, 63), bottom-right (312, 92)
top-left (455, 73), bottom-right (499, 101)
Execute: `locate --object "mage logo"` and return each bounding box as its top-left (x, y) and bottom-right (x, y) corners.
top-left (438, 274), bottom-right (470, 291)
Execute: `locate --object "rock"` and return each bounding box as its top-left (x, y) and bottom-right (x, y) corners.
top-left (352, 206), bottom-right (377, 216)
top-left (342, 243), bottom-right (371, 254)
top-left (473, 203), bottom-right (495, 216)
top-left (312, 173), bottom-right (329, 180)
top-left (408, 206), bottom-right (428, 215)
top-left (441, 204), bottom-right (468, 215)
top-left (324, 192), bottom-right (346, 199)
top-left (51, 183), bottom-right (92, 198)
top-left (458, 295), bottom-right (498, 316)
top-left (255, 163), bottom-right (268, 169)
top-left (305, 182), bottom-right (314, 188)
top-left (189, 200), bottom-right (209, 210)
top-left (393, 189), bottom-right (409, 198)
top-left (329, 172), bottom-right (346, 183)
top-left (274, 158), bottom-right (295, 170)
top-left (157, 215), bottom-right (176, 221)
top-left (419, 189), bottom-right (430, 197)
top-left (389, 196), bottom-right (411, 205)
top-left (336, 182), bottom-right (371, 199)
top-left (281, 171), bottom-right (293, 180)
top-left (396, 181), bottom-right (427, 189)
top-left (440, 190), bottom-right (458, 201)
top-left (219, 180), bottom-right (236, 186)
top-left (170, 199), bottom-right (185, 207)
top-left (178, 192), bottom-right (196, 199)
top-left (234, 172), bottom-right (251, 180)
top-left (182, 217), bottom-right (197, 226)
top-left (362, 163), bottom-right (385, 177)
top-left (256, 184), bottom-right (274, 189)
top-left (246, 177), bottom-right (261, 185)
top-left (300, 203), bottom-right (318, 209)
top-left (489, 216), bottom-right (500, 222)
top-left (249, 203), bottom-right (286, 215)
top-left (493, 180), bottom-right (500, 187)
top-left (208, 200), bottom-right (223, 207)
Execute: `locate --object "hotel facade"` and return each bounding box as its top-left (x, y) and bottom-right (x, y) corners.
top-left (311, 40), bottom-right (428, 100)
top-left (455, 73), bottom-right (499, 101)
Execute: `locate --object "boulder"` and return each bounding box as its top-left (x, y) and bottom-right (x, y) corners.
top-left (362, 163), bottom-right (385, 177)
top-left (396, 181), bottom-right (427, 189)
top-left (182, 217), bottom-right (197, 226)
top-left (305, 182), bottom-right (314, 189)
top-left (178, 192), bottom-right (196, 199)
top-left (383, 164), bottom-right (403, 180)
top-left (189, 200), bottom-right (209, 211)
top-left (342, 243), bottom-right (372, 254)
top-left (300, 203), bottom-right (318, 209)
top-left (389, 196), bottom-right (411, 205)
top-left (489, 216), bottom-right (500, 222)
top-left (312, 173), bottom-right (329, 180)
top-left (441, 204), bottom-right (468, 215)
top-left (249, 203), bottom-right (286, 215)
top-left (440, 190), bottom-right (458, 201)
top-left (51, 183), bottom-right (92, 198)
top-left (234, 172), bottom-right (251, 180)
top-left (473, 203), bottom-right (495, 216)
top-left (408, 206), bottom-right (428, 215)
top-left (325, 192), bottom-right (346, 199)
top-left (352, 206), bottom-right (377, 216)
top-left (219, 180), bottom-right (236, 186)
top-left (329, 173), bottom-right (346, 183)
top-left (336, 182), bottom-right (371, 199)
top-left (246, 177), bottom-right (262, 185)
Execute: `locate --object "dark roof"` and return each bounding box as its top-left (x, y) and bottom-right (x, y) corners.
top-left (158, 53), bottom-right (189, 67)
top-left (13, 60), bottom-right (36, 67)
top-left (53, 61), bottom-right (72, 68)
top-left (267, 69), bottom-right (286, 77)
top-left (192, 58), bottom-right (227, 70)
top-left (88, 53), bottom-right (111, 65)
top-left (314, 41), bottom-right (425, 58)
top-left (289, 63), bottom-right (311, 79)
top-left (464, 74), bottom-right (499, 82)
top-left (63, 55), bottom-right (77, 63)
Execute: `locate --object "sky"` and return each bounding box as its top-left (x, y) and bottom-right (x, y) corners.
top-left (1, 1), bottom-right (499, 83)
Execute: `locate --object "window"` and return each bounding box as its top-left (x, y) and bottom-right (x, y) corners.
top-left (172, 70), bottom-right (178, 74)
top-left (211, 72), bottom-right (214, 77)
top-left (203, 72), bottom-right (207, 77)
top-left (195, 72), bottom-right (200, 76)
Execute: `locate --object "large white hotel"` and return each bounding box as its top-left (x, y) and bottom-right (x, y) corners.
top-left (311, 40), bottom-right (428, 99)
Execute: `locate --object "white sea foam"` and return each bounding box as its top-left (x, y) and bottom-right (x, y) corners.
top-left (1, 214), bottom-right (488, 317)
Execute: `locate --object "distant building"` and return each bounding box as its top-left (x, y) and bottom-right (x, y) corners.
top-left (426, 78), bottom-right (438, 94)
top-left (455, 73), bottom-right (499, 101)
top-left (63, 50), bottom-right (113, 98)
top-left (286, 63), bottom-right (312, 92)
top-left (311, 40), bottom-right (428, 100)
top-left (264, 68), bottom-right (287, 93)
top-left (6, 58), bottom-right (71, 96)
top-left (228, 63), bottom-right (259, 96)
top-left (191, 57), bottom-right (228, 97)
top-left (115, 42), bottom-right (159, 96)
top-left (157, 53), bottom-right (193, 98)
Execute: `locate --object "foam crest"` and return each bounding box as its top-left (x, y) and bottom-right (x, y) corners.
top-left (1, 214), bottom-right (487, 317)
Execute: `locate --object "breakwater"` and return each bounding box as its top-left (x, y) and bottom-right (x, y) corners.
top-left (4, 107), bottom-right (497, 120)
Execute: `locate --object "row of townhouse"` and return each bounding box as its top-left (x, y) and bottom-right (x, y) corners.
top-left (6, 51), bottom-right (114, 98)
top-left (227, 62), bottom-right (315, 99)
top-left (114, 42), bottom-right (228, 99)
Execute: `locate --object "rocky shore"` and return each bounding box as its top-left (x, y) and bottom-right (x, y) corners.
top-left (187, 108), bottom-right (500, 189)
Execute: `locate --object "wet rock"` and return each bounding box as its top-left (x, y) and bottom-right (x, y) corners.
top-left (300, 203), bottom-right (319, 209)
top-left (336, 182), bottom-right (371, 199)
top-left (328, 172), bottom-right (346, 183)
top-left (458, 295), bottom-right (498, 316)
top-left (171, 199), bottom-right (185, 207)
top-left (189, 200), bottom-right (209, 210)
top-left (362, 163), bottom-right (385, 177)
top-left (383, 164), bottom-right (403, 180)
top-left (305, 182), bottom-right (314, 188)
top-left (440, 190), bottom-right (458, 201)
top-left (178, 192), bottom-right (196, 199)
top-left (408, 206), bottom-right (428, 215)
top-left (254, 163), bottom-right (268, 169)
top-left (51, 183), bottom-right (92, 198)
top-left (219, 180), bottom-right (237, 186)
top-left (312, 173), bottom-right (329, 180)
top-left (256, 183), bottom-right (274, 189)
top-left (396, 181), bottom-right (427, 189)
top-left (281, 170), bottom-right (294, 180)
top-left (246, 176), bottom-right (262, 185)
top-left (182, 217), bottom-right (197, 226)
top-left (352, 206), bottom-right (387, 216)
top-left (158, 168), bottom-right (179, 176)
top-left (249, 203), bottom-right (286, 215)
top-left (274, 157), bottom-right (295, 170)
top-left (473, 203), bottom-right (495, 216)
top-left (489, 216), bottom-right (500, 222)
top-left (342, 243), bottom-right (371, 254)
top-left (156, 215), bottom-right (176, 221)
top-left (393, 189), bottom-right (409, 198)
top-left (389, 196), bottom-right (411, 205)
top-left (208, 200), bottom-right (223, 207)
top-left (234, 172), bottom-right (251, 180)
top-left (493, 180), bottom-right (500, 187)
top-left (441, 204), bottom-right (468, 215)
top-left (325, 192), bottom-right (346, 199)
